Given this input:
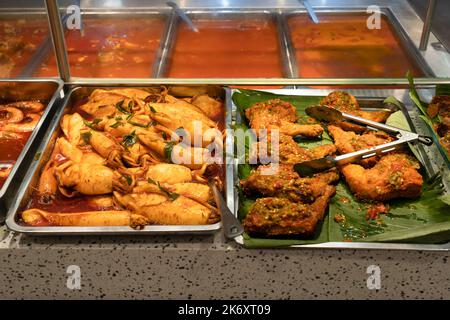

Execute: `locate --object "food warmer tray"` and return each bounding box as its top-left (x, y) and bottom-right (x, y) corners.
top-left (0, 10), bottom-right (53, 77)
top-left (281, 7), bottom-right (434, 78)
top-left (153, 9), bottom-right (296, 79)
top-left (30, 9), bottom-right (171, 78)
top-left (0, 79), bottom-right (64, 221)
top-left (230, 88), bottom-right (450, 251)
top-left (5, 85), bottom-right (233, 235)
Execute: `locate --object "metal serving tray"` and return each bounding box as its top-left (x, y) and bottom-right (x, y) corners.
top-left (231, 88), bottom-right (450, 251)
top-left (282, 8), bottom-right (434, 78)
top-left (0, 79), bottom-right (64, 221)
top-left (5, 84), bottom-right (233, 235)
top-left (30, 9), bottom-right (171, 78)
top-left (153, 9), bottom-right (295, 78)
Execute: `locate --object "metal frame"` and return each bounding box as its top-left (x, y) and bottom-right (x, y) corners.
top-left (1, 0), bottom-right (449, 249)
top-left (37, 0), bottom-right (450, 84)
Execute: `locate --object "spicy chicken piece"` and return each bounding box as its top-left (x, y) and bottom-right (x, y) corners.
top-left (341, 153), bottom-right (423, 201)
top-left (440, 132), bottom-right (450, 156)
top-left (241, 164), bottom-right (339, 203)
top-left (243, 185), bottom-right (336, 237)
top-left (320, 91), bottom-right (391, 123)
top-left (427, 95), bottom-right (450, 119)
top-left (427, 96), bottom-right (450, 156)
top-left (251, 133), bottom-right (336, 164)
top-left (245, 99), bottom-right (323, 138)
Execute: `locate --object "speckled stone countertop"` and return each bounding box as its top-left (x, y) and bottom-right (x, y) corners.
top-left (0, 225), bottom-right (449, 299)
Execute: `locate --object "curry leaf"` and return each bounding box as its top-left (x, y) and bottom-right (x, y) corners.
top-left (80, 131), bottom-right (92, 145)
top-left (110, 121), bottom-right (123, 129)
top-left (115, 100), bottom-right (131, 115)
top-left (163, 141), bottom-right (176, 162)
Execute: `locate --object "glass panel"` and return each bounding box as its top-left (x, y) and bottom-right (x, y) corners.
top-left (36, 13), bottom-right (166, 77)
top-left (0, 11), bottom-right (51, 78)
top-left (165, 13), bottom-right (285, 78)
top-left (287, 12), bottom-right (426, 78)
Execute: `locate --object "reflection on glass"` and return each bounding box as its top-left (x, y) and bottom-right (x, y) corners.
top-left (288, 13), bottom-right (425, 78)
top-left (0, 18), bottom-right (48, 77)
top-left (37, 16), bottom-right (165, 78)
top-left (167, 16), bottom-right (284, 78)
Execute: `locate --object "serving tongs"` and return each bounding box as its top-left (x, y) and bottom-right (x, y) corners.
top-left (294, 105), bottom-right (433, 176)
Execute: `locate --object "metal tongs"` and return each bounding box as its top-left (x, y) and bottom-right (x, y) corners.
top-left (294, 105), bottom-right (433, 176)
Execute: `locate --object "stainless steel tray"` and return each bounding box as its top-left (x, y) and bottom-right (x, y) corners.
top-left (153, 9), bottom-right (294, 78)
top-left (30, 10), bottom-right (171, 78)
top-left (0, 79), bottom-right (64, 220)
top-left (5, 84), bottom-right (232, 235)
top-left (282, 7), bottom-right (434, 78)
top-left (231, 88), bottom-right (450, 251)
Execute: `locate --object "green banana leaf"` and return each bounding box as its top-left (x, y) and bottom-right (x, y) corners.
top-left (233, 89), bottom-right (450, 248)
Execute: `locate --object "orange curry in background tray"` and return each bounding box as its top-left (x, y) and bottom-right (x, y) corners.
top-left (288, 13), bottom-right (425, 78)
top-left (167, 17), bottom-right (284, 78)
top-left (36, 17), bottom-right (165, 78)
top-left (0, 19), bottom-right (49, 77)
top-left (0, 100), bottom-right (46, 188)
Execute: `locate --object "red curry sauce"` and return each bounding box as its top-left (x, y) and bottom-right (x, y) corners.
top-left (37, 17), bottom-right (165, 78)
top-left (288, 13), bottom-right (425, 78)
top-left (0, 18), bottom-right (49, 77)
top-left (167, 17), bottom-right (284, 78)
top-left (0, 131), bottom-right (32, 189)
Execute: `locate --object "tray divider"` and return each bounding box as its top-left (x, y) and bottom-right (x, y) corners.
top-left (152, 10), bottom-right (178, 78)
top-left (276, 11), bottom-right (298, 79)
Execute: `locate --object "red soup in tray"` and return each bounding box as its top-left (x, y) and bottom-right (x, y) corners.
top-left (288, 13), bottom-right (426, 78)
top-left (0, 100), bottom-right (47, 188)
top-left (36, 16), bottom-right (166, 78)
top-left (0, 18), bottom-right (49, 78)
top-left (166, 16), bottom-right (284, 78)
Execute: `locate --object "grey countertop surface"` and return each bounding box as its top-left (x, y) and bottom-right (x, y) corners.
top-left (1, 225), bottom-right (449, 299)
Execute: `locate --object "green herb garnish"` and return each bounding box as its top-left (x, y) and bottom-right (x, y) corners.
top-left (81, 131), bottom-right (92, 144)
top-left (121, 173), bottom-right (132, 186)
top-left (128, 120), bottom-right (149, 128)
top-left (116, 100), bottom-right (131, 115)
top-left (83, 118), bottom-right (101, 130)
top-left (121, 130), bottom-right (138, 148)
top-left (110, 121), bottom-right (123, 129)
top-left (163, 141), bottom-right (176, 162)
top-left (147, 178), bottom-right (179, 201)
top-left (149, 105), bottom-right (157, 113)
